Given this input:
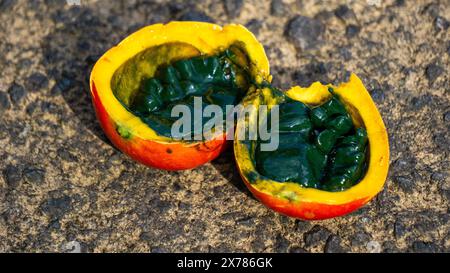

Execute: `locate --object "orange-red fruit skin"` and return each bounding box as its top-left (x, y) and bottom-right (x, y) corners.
top-left (91, 82), bottom-right (227, 170)
top-left (243, 177), bottom-right (368, 220)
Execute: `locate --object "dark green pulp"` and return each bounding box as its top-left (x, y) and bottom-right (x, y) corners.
top-left (112, 44), bottom-right (249, 139)
top-left (256, 89), bottom-right (368, 192)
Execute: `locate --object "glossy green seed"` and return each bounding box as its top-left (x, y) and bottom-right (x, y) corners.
top-left (274, 132), bottom-right (310, 150)
top-left (161, 66), bottom-right (180, 83)
top-left (173, 59), bottom-right (195, 80)
top-left (204, 57), bottom-right (221, 78)
top-left (131, 80), bottom-right (164, 114)
top-left (311, 107), bottom-right (328, 127)
top-left (205, 90), bottom-right (237, 108)
top-left (327, 115), bottom-right (353, 134)
top-left (306, 144), bottom-right (328, 182)
top-left (257, 148), bottom-right (306, 182)
top-left (316, 129), bottom-right (337, 154)
top-left (322, 97), bottom-right (348, 117)
top-left (323, 128), bottom-right (368, 190)
top-left (278, 101), bottom-right (312, 133)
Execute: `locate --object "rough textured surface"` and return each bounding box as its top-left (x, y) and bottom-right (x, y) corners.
top-left (0, 0), bottom-right (449, 253)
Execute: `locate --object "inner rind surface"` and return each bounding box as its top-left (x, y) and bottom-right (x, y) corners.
top-left (255, 90), bottom-right (369, 192)
top-left (111, 42), bottom-right (252, 139)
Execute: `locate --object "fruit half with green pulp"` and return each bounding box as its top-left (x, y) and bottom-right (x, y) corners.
top-left (234, 74), bottom-right (389, 220)
top-left (90, 22), bottom-right (270, 170)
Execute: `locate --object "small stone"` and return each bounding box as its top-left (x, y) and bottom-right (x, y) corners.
top-left (412, 241), bottom-right (439, 253)
top-left (26, 72), bottom-right (48, 92)
top-left (370, 88), bottom-right (385, 103)
top-left (245, 19), bottom-right (263, 35)
top-left (223, 0), bottom-right (243, 18)
top-left (8, 83), bottom-right (26, 104)
top-left (108, 180), bottom-right (124, 192)
top-left (41, 101), bottom-right (58, 113)
top-left (168, 2), bottom-right (186, 13)
top-left (366, 241), bottom-right (381, 253)
top-left (48, 219), bottom-right (61, 230)
top-left (410, 95), bottom-right (432, 110)
top-left (55, 77), bottom-right (74, 93)
top-left (23, 166), bottom-right (45, 185)
top-left (313, 10), bottom-right (334, 22)
top-left (149, 198), bottom-right (171, 213)
top-left (0, 0), bottom-right (15, 11)
top-left (62, 241), bottom-right (81, 253)
top-left (443, 111), bottom-right (450, 122)
top-left (285, 15), bottom-right (324, 50)
top-left (394, 220), bottom-right (406, 238)
top-left (413, 217), bottom-right (438, 233)
top-left (434, 16), bottom-right (449, 32)
top-left (425, 63), bottom-right (444, 83)
top-left (382, 241), bottom-right (399, 253)
top-left (40, 195), bottom-right (72, 219)
top-left (431, 172), bottom-right (446, 182)
top-left (236, 216), bottom-right (254, 226)
top-left (172, 182), bottom-right (182, 191)
top-left (3, 165), bottom-right (21, 188)
top-left (345, 24), bottom-right (361, 38)
top-left (26, 101), bottom-right (38, 115)
top-left (324, 235), bottom-right (345, 253)
top-left (304, 225), bottom-right (331, 247)
top-left (18, 59), bottom-right (33, 70)
top-left (295, 220), bottom-right (311, 232)
top-left (434, 133), bottom-right (449, 151)
top-left (139, 231), bottom-right (153, 242)
top-left (351, 232), bottom-right (371, 247)
top-left (250, 239), bottom-right (265, 251)
top-left (151, 247), bottom-right (167, 253)
top-left (394, 175), bottom-right (414, 193)
top-left (177, 10), bottom-right (214, 23)
top-left (77, 40), bottom-right (90, 51)
top-left (339, 47), bottom-right (352, 61)
top-left (392, 158), bottom-right (415, 173)
top-left (270, 0), bottom-right (286, 17)
top-left (441, 189), bottom-right (450, 200)
top-left (334, 5), bottom-right (356, 22)
top-left (0, 91), bottom-right (11, 113)
top-left (57, 148), bottom-right (78, 162)
top-left (275, 234), bottom-right (290, 252)
top-left (421, 3), bottom-right (440, 18)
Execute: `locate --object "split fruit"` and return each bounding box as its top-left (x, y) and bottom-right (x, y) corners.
top-left (90, 22), bottom-right (389, 219)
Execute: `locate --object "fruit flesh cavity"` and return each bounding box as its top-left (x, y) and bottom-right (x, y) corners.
top-left (111, 43), bottom-right (250, 139)
top-left (256, 89), bottom-right (368, 192)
